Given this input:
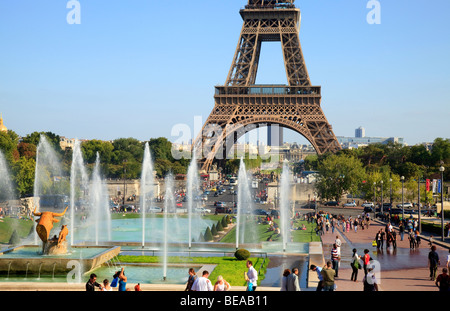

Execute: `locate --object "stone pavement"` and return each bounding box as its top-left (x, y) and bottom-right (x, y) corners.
top-left (320, 216), bottom-right (450, 291)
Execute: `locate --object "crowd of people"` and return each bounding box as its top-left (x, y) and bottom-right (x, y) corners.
top-left (85, 260), bottom-right (259, 292)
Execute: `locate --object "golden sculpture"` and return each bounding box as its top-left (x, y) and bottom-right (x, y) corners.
top-left (32, 206), bottom-right (69, 254)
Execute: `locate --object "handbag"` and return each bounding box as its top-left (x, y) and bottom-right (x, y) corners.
top-left (110, 276), bottom-right (119, 288)
top-left (372, 240), bottom-right (377, 247)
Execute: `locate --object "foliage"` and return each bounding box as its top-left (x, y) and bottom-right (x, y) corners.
top-left (204, 226), bottom-right (213, 242)
top-left (234, 249), bottom-right (251, 261)
top-left (316, 153), bottom-right (366, 201)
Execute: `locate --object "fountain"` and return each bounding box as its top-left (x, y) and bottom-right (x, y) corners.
top-left (86, 152), bottom-right (112, 245)
top-left (236, 158), bottom-right (256, 249)
top-left (162, 173), bottom-right (176, 281)
top-left (140, 142), bottom-right (154, 248)
top-left (279, 161), bottom-right (291, 252)
top-left (186, 148), bottom-right (201, 249)
top-left (0, 149), bottom-right (16, 205)
top-left (69, 139), bottom-right (89, 246)
top-left (33, 135), bottom-right (67, 246)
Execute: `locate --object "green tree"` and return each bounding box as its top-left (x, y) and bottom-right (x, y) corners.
top-left (149, 137), bottom-right (174, 162)
top-left (430, 138), bottom-right (450, 165)
top-left (0, 131), bottom-right (17, 163)
top-left (316, 154), bottom-right (366, 201)
top-left (13, 157), bottom-right (36, 196)
top-left (81, 140), bottom-right (114, 164)
top-left (22, 132), bottom-right (61, 153)
top-left (204, 227), bottom-right (213, 242)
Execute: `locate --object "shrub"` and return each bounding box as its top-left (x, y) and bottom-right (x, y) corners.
top-left (234, 249), bottom-right (250, 261)
top-left (9, 230), bottom-right (21, 245)
top-left (204, 227), bottom-right (213, 242)
top-left (211, 224), bottom-right (218, 236)
top-left (221, 216), bottom-right (228, 228)
top-left (216, 220), bottom-right (224, 232)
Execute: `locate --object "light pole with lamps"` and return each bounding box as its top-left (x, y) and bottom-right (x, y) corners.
top-left (439, 166), bottom-right (445, 241)
top-left (380, 180), bottom-right (384, 214)
top-left (390, 178), bottom-right (393, 203)
top-left (418, 175), bottom-right (422, 233)
top-left (373, 182), bottom-right (376, 206)
top-left (401, 176), bottom-right (405, 221)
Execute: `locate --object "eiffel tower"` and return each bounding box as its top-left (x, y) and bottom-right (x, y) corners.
top-left (194, 0), bottom-right (341, 172)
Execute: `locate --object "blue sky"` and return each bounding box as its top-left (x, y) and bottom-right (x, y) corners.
top-left (0, 0), bottom-right (449, 146)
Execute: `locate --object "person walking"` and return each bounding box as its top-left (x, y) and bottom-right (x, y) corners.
top-left (286, 267), bottom-right (301, 291)
top-left (408, 230), bottom-right (416, 249)
top-left (331, 243), bottom-right (340, 278)
top-left (350, 248), bottom-right (361, 282)
top-left (185, 268), bottom-right (198, 291)
top-left (399, 222), bottom-right (405, 241)
top-left (428, 245), bottom-right (440, 281)
top-left (435, 268), bottom-right (450, 292)
top-left (192, 270), bottom-right (213, 291)
top-left (375, 230), bottom-right (382, 249)
top-left (321, 261), bottom-right (336, 291)
top-left (363, 249), bottom-right (371, 276)
top-left (380, 229), bottom-right (385, 249)
top-left (392, 230), bottom-right (397, 249)
top-left (310, 265), bottom-right (324, 291)
top-left (363, 266), bottom-right (379, 291)
top-left (280, 269), bottom-right (290, 291)
top-left (245, 260), bottom-right (258, 291)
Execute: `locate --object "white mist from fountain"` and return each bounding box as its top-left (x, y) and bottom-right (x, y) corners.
top-left (69, 139), bottom-right (89, 246)
top-left (140, 142), bottom-right (154, 248)
top-left (0, 150), bottom-right (17, 238)
top-left (33, 135), bottom-right (66, 245)
top-left (87, 152), bottom-right (111, 245)
top-left (279, 161), bottom-right (291, 252)
top-left (162, 173), bottom-right (176, 281)
top-left (186, 148), bottom-right (201, 249)
top-left (0, 150), bottom-right (16, 204)
top-left (236, 158), bottom-right (256, 249)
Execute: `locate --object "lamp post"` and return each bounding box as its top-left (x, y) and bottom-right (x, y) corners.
top-left (390, 178), bottom-right (393, 203)
top-left (380, 180), bottom-right (384, 214)
top-left (439, 166), bottom-right (445, 241)
top-left (401, 176), bottom-right (405, 221)
top-left (418, 176), bottom-right (421, 233)
top-left (373, 182), bottom-right (376, 206)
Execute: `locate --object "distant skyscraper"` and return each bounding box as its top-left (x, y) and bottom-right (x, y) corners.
top-left (355, 126), bottom-right (365, 138)
top-left (268, 125), bottom-right (283, 147)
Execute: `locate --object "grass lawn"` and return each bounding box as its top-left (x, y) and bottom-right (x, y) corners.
top-left (0, 217), bottom-right (34, 244)
top-left (117, 254), bottom-right (269, 287)
top-left (220, 218), bottom-right (321, 243)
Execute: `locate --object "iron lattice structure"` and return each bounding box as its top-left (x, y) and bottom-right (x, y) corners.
top-left (194, 0), bottom-right (341, 172)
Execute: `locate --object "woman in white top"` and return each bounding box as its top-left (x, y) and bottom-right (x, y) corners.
top-left (102, 279), bottom-right (113, 291)
top-left (214, 275), bottom-right (230, 291)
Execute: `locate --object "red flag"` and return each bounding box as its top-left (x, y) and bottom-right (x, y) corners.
top-left (426, 179), bottom-right (430, 192)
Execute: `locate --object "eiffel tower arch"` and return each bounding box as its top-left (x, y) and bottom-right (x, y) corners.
top-left (193, 0), bottom-right (341, 172)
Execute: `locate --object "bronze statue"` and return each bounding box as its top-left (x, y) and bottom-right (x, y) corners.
top-left (32, 206), bottom-right (69, 254)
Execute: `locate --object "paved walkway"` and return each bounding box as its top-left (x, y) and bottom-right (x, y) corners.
top-left (320, 217), bottom-right (450, 291)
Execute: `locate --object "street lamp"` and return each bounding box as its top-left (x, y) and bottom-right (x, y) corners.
top-left (373, 182), bottom-right (376, 206)
top-left (401, 176), bottom-right (405, 221)
top-left (439, 166), bottom-right (445, 241)
top-left (418, 176), bottom-right (422, 233)
top-left (390, 178), bottom-right (393, 203)
top-left (380, 180), bottom-right (384, 214)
